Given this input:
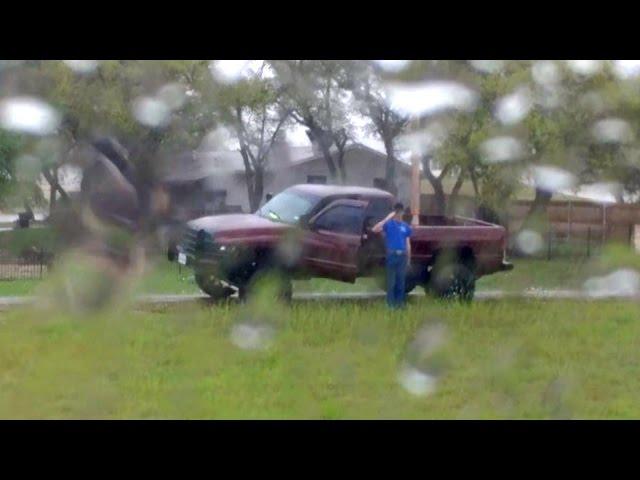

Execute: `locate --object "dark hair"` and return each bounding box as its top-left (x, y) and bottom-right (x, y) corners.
top-left (393, 202), bottom-right (404, 212)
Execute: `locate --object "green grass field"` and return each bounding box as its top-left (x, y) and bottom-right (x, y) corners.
top-left (0, 256), bottom-right (606, 298)
top-left (1, 296), bottom-right (640, 419)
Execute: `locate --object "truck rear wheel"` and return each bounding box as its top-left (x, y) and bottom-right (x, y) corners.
top-left (428, 262), bottom-right (476, 302)
top-left (195, 272), bottom-right (235, 301)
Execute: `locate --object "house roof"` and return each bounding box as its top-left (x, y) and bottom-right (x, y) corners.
top-left (160, 143), bottom-right (407, 183)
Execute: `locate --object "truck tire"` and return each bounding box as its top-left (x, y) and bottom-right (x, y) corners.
top-left (428, 262), bottom-right (476, 302)
top-left (195, 272), bottom-right (235, 301)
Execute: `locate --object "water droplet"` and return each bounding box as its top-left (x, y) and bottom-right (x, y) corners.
top-left (479, 136), bottom-right (525, 164)
top-left (592, 118), bottom-right (634, 144)
top-left (397, 363), bottom-right (437, 397)
top-left (532, 61), bottom-right (561, 86)
top-left (495, 87), bottom-right (532, 125)
top-left (515, 230), bottom-right (544, 255)
top-left (530, 165), bottom-right (576, 193)
top-left (469, 60), bottom-right (505, 74)
top-left (156, 83), bottom-right (187, 111)
top-left (612, 60), bottom-right (640, 79)
top-left (397, 122), bottom-right (449, 156)
top-left (566, 60), bottom-right (603, 76)
top-left (230, 323), bottom-right (275, 351)
top-left (583, 269), bottom-right (640, 297)
top-left (386, 81), bottom-right (478, 117)
top-left (0, 97), bottom-right (60, 135)
top-left (373, 60), bottom-right (410, 73)
top-left (397, 322), bottom-right (447, 397)
top-left (132, 96), bottom-right (171, 128)
top-left (210, 60), bottom-right (251, 83)
top-left (63, 60), bottom-right (99, 74)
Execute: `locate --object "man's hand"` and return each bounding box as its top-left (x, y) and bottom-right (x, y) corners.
top-left (371, 211), bottom-right (396, 233)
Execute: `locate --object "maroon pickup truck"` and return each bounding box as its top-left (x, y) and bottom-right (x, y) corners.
top-left (169, 184), bottom-right (513, 301)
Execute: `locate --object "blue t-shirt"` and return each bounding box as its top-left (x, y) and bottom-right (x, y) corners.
top-left (383, 219), bottom-right (412, 251)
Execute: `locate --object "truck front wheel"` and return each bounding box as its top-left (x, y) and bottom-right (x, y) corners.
top-left (195, 272), bottom-right (235, 301)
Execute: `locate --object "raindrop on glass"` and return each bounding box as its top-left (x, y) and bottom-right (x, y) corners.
top-left (385, 81), bottom-right (478, 117)
top-left (63, 60), bottom-right (99, 74)
top-left (495, 88), bottom-right (532, 125)
top-left (373, 60), bottom-right (410, 73)
top-left (479, 136), bottom-right (525, 164)
top-left (230, 323), bottom-right (275, 351)
top-left (210, 60), bottom-right (251, 84)
top-left (131, 97), bottom-right (171, 128)
top-left (0, 97), bottom-right (61, 135)
top-left (566, 60), bottom-right (603, 76)
top-left (515, 230), bottom-right (544, 255)
top-left (592, 118), bottom-right (634, 144)
top-left (157, 83), bottom-right (187, 111)
top-left (469, 60), bottom-right (505, 74)
top-left (530, 165), bottom-right (576, 193)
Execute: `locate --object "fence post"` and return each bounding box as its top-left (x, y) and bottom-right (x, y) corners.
top-left (39, 249), bottom-right (43, 279)
top-left (587, 227), bottom-right (591, 257)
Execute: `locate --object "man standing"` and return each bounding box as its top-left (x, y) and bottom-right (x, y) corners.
top-left (372, 202), bottom-right (413, 309)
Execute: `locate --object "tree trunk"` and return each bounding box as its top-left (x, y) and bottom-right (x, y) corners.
top-left (42, 168), bottom-right (69, 202)
top-left (446, 171), bottom-right (465, 217)
top-left (383, 137), bottom-right (398, 195)
top-left (422, 155), bottom-right (446, 216)
top-left (520, 187), bottom-right (552, 230)
top-left (318, 140), bottom-right (338, 182)
top-left (49, 167), bottom-right (58, 215)
top-left (249, 166), bottom-right (265, 212)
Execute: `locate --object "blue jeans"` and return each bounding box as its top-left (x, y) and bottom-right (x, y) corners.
top-left (386, 252), bottom-right (407, 309)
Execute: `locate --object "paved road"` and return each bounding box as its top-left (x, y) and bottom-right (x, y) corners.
top-left (0, 289), bottom-right (639, 310)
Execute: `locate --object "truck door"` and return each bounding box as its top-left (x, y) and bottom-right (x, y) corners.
top-left (302, 199), bottom-right (368, 282)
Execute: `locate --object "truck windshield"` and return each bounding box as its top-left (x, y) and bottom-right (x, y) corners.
top-left (256, 191), bottom-right (320, 225)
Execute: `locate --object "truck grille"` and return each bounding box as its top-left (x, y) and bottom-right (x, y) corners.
top-left (178, 227), bottom-right (218, 260)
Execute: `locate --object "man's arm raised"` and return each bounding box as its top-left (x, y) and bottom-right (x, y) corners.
top-left (371, 211), bottom-right (396, 233)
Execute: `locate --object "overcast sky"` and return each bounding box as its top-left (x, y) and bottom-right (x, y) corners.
top-left (212, 60), bottom-right (386, 153)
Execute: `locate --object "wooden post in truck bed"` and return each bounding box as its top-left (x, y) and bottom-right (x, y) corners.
top-left (411, 151), bottom-right (420, 226)
top-left (410, 117), bottom-right (421, 227)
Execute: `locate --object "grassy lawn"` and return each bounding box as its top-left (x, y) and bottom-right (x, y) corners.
top-left (1, 297), bottom-right (640, 418)
top-left (0, 256), bottom-right (618, 297)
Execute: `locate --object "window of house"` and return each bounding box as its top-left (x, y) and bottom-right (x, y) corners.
top-left (205, 189), bottom-right (227, 209)
top-left (373, 178), bottom-right (387, 190)
top-left (314, 205), bottom-right (365, 235)
top-left (307, 175), bottom-right (327, 185)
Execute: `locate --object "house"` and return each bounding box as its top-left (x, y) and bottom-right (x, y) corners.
top-left (159, 142), bottom-right (413, 219)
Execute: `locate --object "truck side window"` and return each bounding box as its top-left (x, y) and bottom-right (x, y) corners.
top-left (314, 205), bottom-right (364, 235)
top-left (366, 199), bottom-right (392, 223)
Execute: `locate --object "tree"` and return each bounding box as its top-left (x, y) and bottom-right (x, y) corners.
top-left (0, 60), bottom-right (215, 213)
top-left (352, 64), bottom-right (409, 194)
top-left (269, 60), bottom-right (355, 183)
top-left (204, 64), bottom-right (291, 211)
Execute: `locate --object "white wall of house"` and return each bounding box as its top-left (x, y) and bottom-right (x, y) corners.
top-left (201, 147), bottom-right (412, 212)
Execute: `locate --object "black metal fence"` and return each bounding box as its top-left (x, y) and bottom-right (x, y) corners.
top-left (0, 250), bottom-right (51, 281)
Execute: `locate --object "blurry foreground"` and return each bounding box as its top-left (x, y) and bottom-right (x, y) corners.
top-left (1, 296), bottom-right (640, 419)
